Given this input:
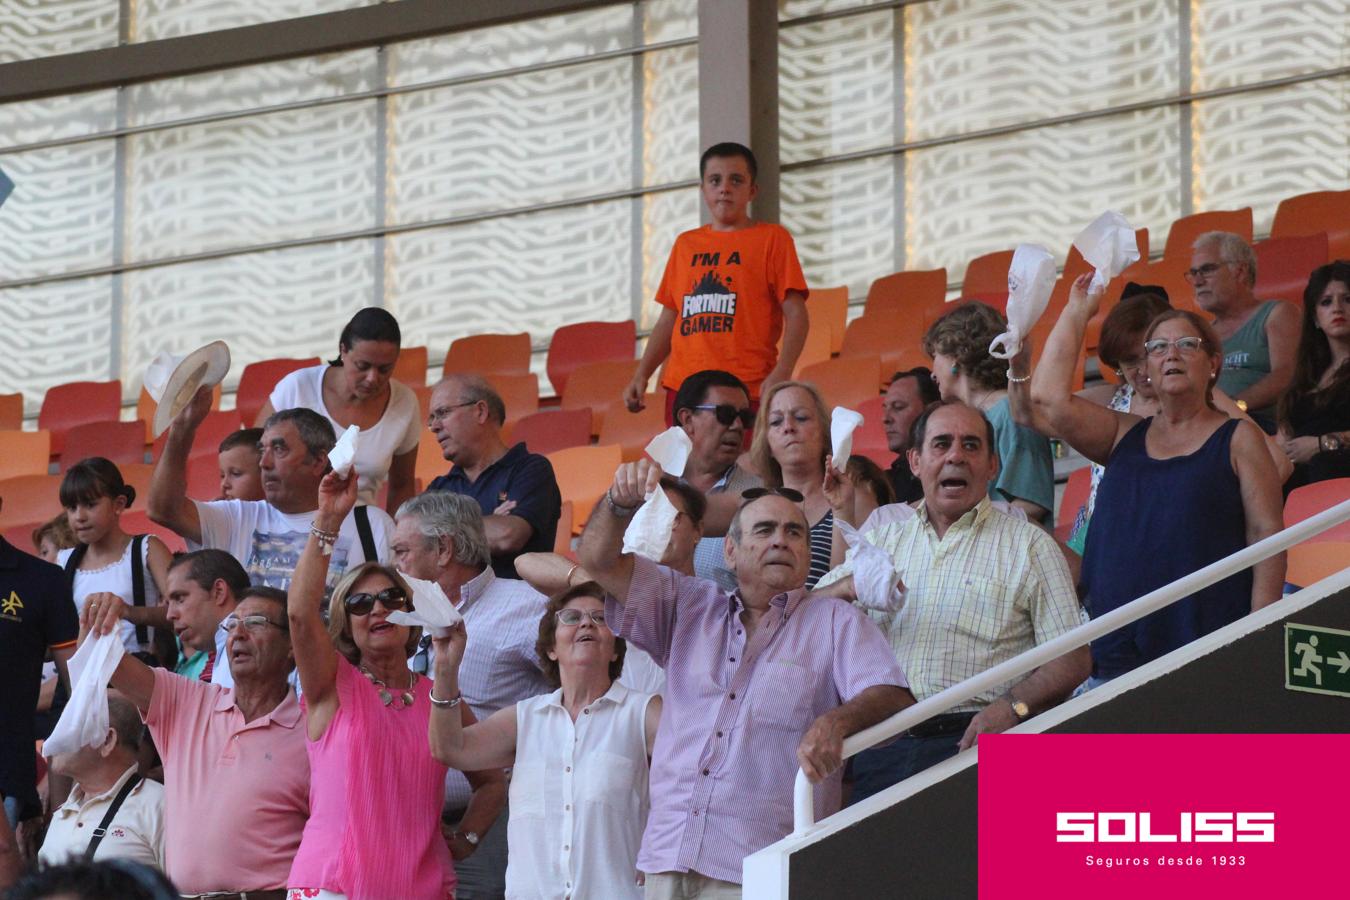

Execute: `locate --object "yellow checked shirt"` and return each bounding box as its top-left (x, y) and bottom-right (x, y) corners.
top-left (818, 498), bottom-right (1083, 713)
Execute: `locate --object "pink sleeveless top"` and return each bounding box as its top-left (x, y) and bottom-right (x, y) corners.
top-left (288, 656), bottom-right (453, 899)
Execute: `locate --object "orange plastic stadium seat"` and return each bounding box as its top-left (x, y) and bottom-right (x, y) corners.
top-left (184, 456), bottom-right (220, 502)
top-left (810, 286), bottom-right (850, 354)
top-left (961, 250), bottom-right (1015, 310)
top-left (392, 346), bottom-right (429, 387)
top-left (484, 373), bottom-right (540, 426)
top-left (39, 380), bottom-right (122, 457)
top-left (411, 385), bottom-right (431, 423)
top-left (548, 444), bottom-right (622, 535)
top-left (799, 356), bottom-right (883, 411)
top-left (151, 410), bottom-right (244, 463)
top-left (1284, 478), bottom-right (1350, 544)
top-left (119, 463), bottom-right (154, 502)
top-left (0, 431), bottom-right (52, 480)
top-left (840, 314), bottom-right (921, 385)
top-left (510, 409), bottom-right (593, 457)
top-left (599, 402), bottom-right (667, 462)
top-left (787, 323), bottom-right (833, 379)
top-left (443, 333), bottom-right (533, 378)
top-left (849, 395), bottom-right (894, 469)
top-left (119, 509), bottom-right (188, 554)
top-left (1055, 466), bottom-right (1092, 544)
top-left (1272, 189), bottom-right (1350, 262)
top-left (0, 474), bottom-right (63, 529)
top-left (0, 393), bottom-right (23, 431)
top-left (415, 429), bottom-right (448, 488)
top-left (546, 320), bottom-right (636, 397)
top-left (1162, 208), bottom-right (1253, 261)
top-left (2, 523), bottom-right (42, 556)
top-left (561, 359), bottom-right (639, 436)
top-left (864, 268), bottom-right (948, 322)
top-left (1286, 541), bottom-right (1350, 588)
top-left (60, 420), bottom-right (147, 470)
top-left (1254, 233), bottom-right (1328, 305)
top-left (236, 358), bottom-right (320, 428)
top-left (554, 501), bottom-right (575, 558)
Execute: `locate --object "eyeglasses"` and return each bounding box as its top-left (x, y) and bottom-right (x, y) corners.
top-left (741, 486), bottom-right (805, 503)
top-left (344, 587), bottom-right (409, 616)
top-left (222, 614), bottom-right (288, 634)
top-left (426, 400), bottom-right (478, 427)
top-left (555, 608), bottom-right (608, 627)
top-left (692, 404), bottom-right (754, 428)
top-left (1143, 336), bottom-right (1207, 357)
top-left (1184, 262), bottom-right (1226, 283)
top-left (1117, 356), bottom-right (1147, 372)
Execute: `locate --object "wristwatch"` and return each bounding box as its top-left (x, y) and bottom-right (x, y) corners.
top-left (1005, 694), bottom-right (1031, 722)
top-left (454, 830), bottom-right (480, 848)
top-left (1321, 434), bottom-right (1342, 453)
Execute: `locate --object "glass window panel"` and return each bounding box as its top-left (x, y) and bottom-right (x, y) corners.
top-left (781, 156), bottom-right (896, 297)
top-left (0, 0), bottom-right (118, 63)
top-left (1192, 0), bottom-right (1350, 91)
top-left (389, 59), bottom-right (633, 225)
top-left (641, 188), bottom-right (701, 329)
top-left (906, 108), bottom-right (1181, 281)
top-left (121, 240), bottom-right (376, 395)
top-left (388, 7), bottom-right (635, 86)
top-left (388, 201), bottom-right (633, 351)
top-left (0, 142), bottom-right (116, 280)
top-left (0, 276), bottom-right (113, 414)
top-left (125, 51), bottom-right (377, 127)
top-left (642, 45), bottom-right (700, 186)
top-left (132, 0), bottom-right (378, 42)
top-left (905, 0), bottom-right (1179, 141)
top-left (125, 101), bottom-right (378, 262)
top-left (1192, 77), bottom-right (1350, 235)
top-left (779, 0), bottom-right (878, 21)
top-left (644, 0), bottom-right (698, 42)
top-left (779, 9), bottom-right (895, 165)
top-left (0, 90), bottom-right (116, 150)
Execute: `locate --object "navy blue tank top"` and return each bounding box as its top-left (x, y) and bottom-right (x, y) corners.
top-left (1080, 417), bottom-right (1251, 679)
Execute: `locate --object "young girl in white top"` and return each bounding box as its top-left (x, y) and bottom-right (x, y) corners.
top-left (258, 307), bottom-right (421, 514)
top-left (57, 457), bottom-right (173, 659)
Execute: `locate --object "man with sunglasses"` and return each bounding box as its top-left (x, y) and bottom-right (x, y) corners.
top-left (1189, 231), bottom-right (1299, 432)
top-left (84, 586), bottom-right (308, 900)
top-left (672, 370), bottom-right (764, 591)
top-left (425, 374), bottom-right (562, 580)
top-left (581, 460), bottom-right (909, 896)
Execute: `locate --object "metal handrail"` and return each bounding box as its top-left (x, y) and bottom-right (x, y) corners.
top-left (792, 497), bottom-right (1350, 835)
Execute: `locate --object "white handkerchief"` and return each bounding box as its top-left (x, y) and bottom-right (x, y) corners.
top-left (830, 407), bottom-right (863, 472)
top-left (329, 424), bottom-right (360, 478)
top-left (644, 427), bottom-right (692, 478)
top-left (989, 243), bottom-right (1057, 360)
top-left (835, 519), bottom-right (904, 613)
top-left (44, 632), bottom-right (125, 757)
top-left (387, 573), bottom-right (464, 638)
top-left (622, 484), bottom-right (680, 561)
top-left (1074, 210), bottom-right (1140, 293)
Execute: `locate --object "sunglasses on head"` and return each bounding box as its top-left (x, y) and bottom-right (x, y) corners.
top-left (693, 403), bottom-right (754, 428)
top-left (344, 587), bottom-right (409, 616)
top-left (741, 486), bottom-right (805, 503)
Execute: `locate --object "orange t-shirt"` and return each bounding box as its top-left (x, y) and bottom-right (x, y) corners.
top-left (655, 222), bottom-right (809, 397)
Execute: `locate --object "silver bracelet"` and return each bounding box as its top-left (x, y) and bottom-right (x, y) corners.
top-left (429, 689), bottom-right (462, 710)
top-left (605, 488), bottom-right (639, 517)
top-left (1006, 368), bottom-right (1031, 384)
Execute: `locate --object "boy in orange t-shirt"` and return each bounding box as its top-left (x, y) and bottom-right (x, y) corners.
top-left (623, 143), bottom-right (809, 422)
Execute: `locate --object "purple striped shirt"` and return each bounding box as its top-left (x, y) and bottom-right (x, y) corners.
top-left (609, 557), bottom-right (907, 883)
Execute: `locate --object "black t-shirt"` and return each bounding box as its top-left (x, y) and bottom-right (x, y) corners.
top-left (0, 537), bottom-right (78, 818)
top-left (887, 457), bottom-right (924, 504)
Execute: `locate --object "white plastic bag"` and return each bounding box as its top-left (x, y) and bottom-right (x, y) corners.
top-left (834, 519), bottom-right (904, 613)
top-left (44, 632), bottom-right (125, 757)
top-left (988, 244), bottom-right (1056, 360)
top-left (1074, 210), bottom-right (1140, 293)
top-left (387, 573), bottom-right (464, 638)
top-left (622, 484), bottom-right (681, 561)
top-left (830, 407), bottom-right (863, 473)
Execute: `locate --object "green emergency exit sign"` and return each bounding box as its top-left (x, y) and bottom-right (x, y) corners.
top-left (1286, 623), bottom-right (1350, 697)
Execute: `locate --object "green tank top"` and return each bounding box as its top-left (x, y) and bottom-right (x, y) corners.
top-left (1216, 300), bottom-right (1279, 416)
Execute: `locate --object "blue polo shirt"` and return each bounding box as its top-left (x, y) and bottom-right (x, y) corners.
top-left (0, 537), bottom-right (78, 818)
top-left (426, 442), bottom-right (562, 580)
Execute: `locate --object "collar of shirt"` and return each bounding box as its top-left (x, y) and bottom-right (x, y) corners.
top-left (447, 441), bottom-right (527, 486)
top-left (56, 764), bottom-right (141, 817)
top-left (535, 679), bottom-right (630, 714)
top-left (915, 495), bottom-right (994, 542)
top-left (211, 685), bottom-right (303, 729)
top-left (709, 463), bottom-right (740, 492)
top-left (453, 566), bottom-right (495, 613)
top-left (729, 585), bottom-right (807, 621)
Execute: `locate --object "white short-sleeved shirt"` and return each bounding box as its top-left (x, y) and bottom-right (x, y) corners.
top-left (39, 765), bottom-right (165, 870)
top-left (193, 498), bottom-right (393, 593)
top-left (618, 647), bottom-right (665, 696)
top-left (58, 538), bottom-right (160, 653)
top-left (268, 364), bottom-right (421, 505)
top-left (508, 683), bottom-right (653, 900)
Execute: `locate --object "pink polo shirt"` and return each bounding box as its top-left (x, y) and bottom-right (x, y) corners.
top-left (146, 668), bottom-right (310, 893)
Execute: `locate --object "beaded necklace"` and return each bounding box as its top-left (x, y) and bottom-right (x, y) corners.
top-left (359, 665), bottom-right (418, 709)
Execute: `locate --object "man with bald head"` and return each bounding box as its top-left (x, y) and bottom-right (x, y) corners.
top-left (582, 460), bottom-right (910, 897)
top-left (425, 374), bottom-right (562, 579)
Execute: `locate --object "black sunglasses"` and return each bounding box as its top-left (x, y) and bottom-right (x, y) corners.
top-left (344, 587), bottom-right (409, 616)
top-left (693, 403), bottom-right (754, 428)
top-left (741, 486), bottom-right (805, 503)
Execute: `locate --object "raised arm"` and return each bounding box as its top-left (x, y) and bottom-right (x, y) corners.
top-left (515, 552), bottom-right (589, 597)
top-left (1030, 274), bottom-right (1136, 466)
top-left (428, 623), bottom-right (519, 771)
top-left (79, 593), bottom-right (156, 712)
top-left (578, 460), bottom-right (663, 606)
top-left (624, 307), bottom-right (676, 412)
top-left (148, 386), bottom-right (211, 544)
top-left (1231, 419), bottom-right (1286, 608)
top-left (287, 469), bottom-right (358, 738)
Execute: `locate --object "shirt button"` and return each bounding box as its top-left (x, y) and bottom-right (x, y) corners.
top-left (565, 804), bottom-right (571, 811)
top-left (729, 657), bottom-right (736, 662)
top-left (729, 692), bottom-right (736, 700)
top-left (564, 845), bottom-right (570, 851)
top-left (565, 766), bottom-right (571, 773)
top-left (702, 768), bottom-right (709, 776)
top-left (583, 709), bottom-right (590, 715)
top-left (716, 730), bottom-right (723, 737)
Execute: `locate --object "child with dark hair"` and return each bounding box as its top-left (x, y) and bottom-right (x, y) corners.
top-left (217, 427), bottom-right (264, 501)
top-left (57, 458), bottom-right (173, 657)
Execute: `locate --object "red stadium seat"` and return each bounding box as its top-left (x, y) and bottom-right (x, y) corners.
top-left (0, 474), bottom-right (63, 529)
top-left (546, 321), bottom-right (635, 396)
top-left (119, 509), bottom-right (188, 554)
top-left (1272, 189), bottom-right (1350, 263)
top-left (1162, 208), bottom-right (1253, 261)
top-left (151, 410), bottom-right (244, 462)
top-left (849, 395), bottom-right (894, 469)
top-left (236, 358), bottom-right (320, 428)
top-left (38, 380), bottom-right (122, 457)
top-left (60, 421), bottom-right (147, 470)
top-left (0, 393), bottom-right (23, 431)
top-left (1254, 233), bottom-right (1328, 305)
top-left (510, 409), bottom-right (593, 456)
